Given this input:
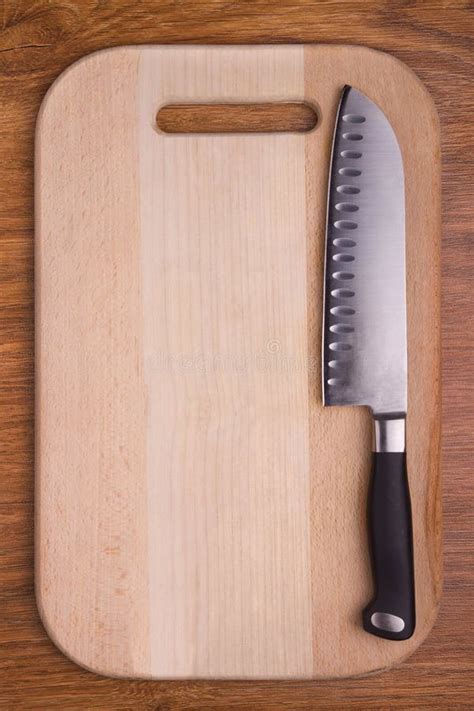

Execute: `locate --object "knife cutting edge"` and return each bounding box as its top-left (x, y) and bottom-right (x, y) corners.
top-left (323, 85), bottom-right (415, 640)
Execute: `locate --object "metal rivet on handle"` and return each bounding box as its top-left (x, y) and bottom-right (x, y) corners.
top-left (371, 612), bottom-right (405, 633)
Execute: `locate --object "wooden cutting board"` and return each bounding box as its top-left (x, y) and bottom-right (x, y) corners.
top-left (35, 45), bottom-right (442, 680)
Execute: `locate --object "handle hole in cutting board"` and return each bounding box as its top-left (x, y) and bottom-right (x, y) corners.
top-left (156, 102), bottom-right (318, 134)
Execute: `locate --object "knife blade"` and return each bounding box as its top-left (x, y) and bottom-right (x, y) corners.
top-left (322, 86), bottom-right (415, 640)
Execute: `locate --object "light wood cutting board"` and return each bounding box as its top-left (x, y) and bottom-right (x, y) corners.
top-left (35, 45), bottom-right (442, 680)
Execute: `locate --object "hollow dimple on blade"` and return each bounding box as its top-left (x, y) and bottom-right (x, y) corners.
top-left (322, 86), bottom-right (407, 416)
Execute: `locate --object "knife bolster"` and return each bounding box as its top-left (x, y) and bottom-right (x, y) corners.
top-left (373, 415), bottom-right (405, 453)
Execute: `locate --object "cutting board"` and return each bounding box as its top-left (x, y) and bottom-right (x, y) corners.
top-left (35, 45), bottom-right (442, 680)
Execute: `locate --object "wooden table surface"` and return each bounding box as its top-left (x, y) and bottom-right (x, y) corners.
top-left (0, 1), bottom-right (472, 708)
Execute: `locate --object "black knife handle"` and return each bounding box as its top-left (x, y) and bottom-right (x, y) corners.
top-left (363, 452), bottom-right (416, 640)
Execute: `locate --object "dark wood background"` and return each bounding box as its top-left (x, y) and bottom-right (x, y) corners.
top-left (0, 1), bottom-right (472, 708)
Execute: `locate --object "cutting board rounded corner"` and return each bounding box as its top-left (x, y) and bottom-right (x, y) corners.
top-left (35, 579), bottom-right (144, 680)
top-left (37, 45), bottom-right (138, 98)
top-left (339, 43), bottom-right (441, 124)
top-left (36, 582), bottom-right (105, 679)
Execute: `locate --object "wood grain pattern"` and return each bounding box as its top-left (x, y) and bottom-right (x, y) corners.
top-left (35, 49), bottom-right (150, 678)
top-left (0, 0), bottom-right (472, 707)
top-left (35, 44), bottom-right (441, 680)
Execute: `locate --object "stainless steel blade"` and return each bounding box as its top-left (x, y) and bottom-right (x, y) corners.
top-left (322, 86), bottom-right (407, 417)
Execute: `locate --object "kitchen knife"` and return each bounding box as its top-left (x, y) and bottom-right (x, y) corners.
top-left (322, 85), bottom-right (415, 640)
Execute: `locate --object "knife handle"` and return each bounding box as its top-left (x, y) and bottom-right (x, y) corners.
top-left (363, 423), bottom-right (415, 640)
